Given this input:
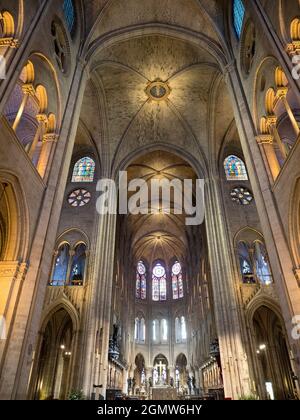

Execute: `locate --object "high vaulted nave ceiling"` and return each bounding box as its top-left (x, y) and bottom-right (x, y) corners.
top-left (83, 0), bottom-right (225, 43)
top-left (125, 151), bottom-right (201, 263)
top-left (79, 0), bottom-right (234, 174)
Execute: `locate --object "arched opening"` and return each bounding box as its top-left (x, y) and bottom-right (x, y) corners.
top-left (175, 353), bottom-right (188, 391)
top-left (153, 354), bottom-right (168, 386)
top-left (251, 306), bottom-right (296, 400)
top-left (0, 177), bottom-right (26, 261)
top-left (290, 18), bottom-right (300, 42)
top-left (134, 354), bottom-right (146, 391)
top-left (2, 54), bottom-right (60, 177)
top-left (33, 308), bottom-right (75, 400)
top-left (0, 11), bottom-right (15, 38)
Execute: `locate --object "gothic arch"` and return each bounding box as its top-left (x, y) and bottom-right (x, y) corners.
top-left (113, 142), bottom-right (207, 181)
top-left (0, 171), bottom-right (29, 261)
top-left (233, 226), bottom-right (264, 248)
top-left (39, 299), bottom-right (80, 335)
top-left (32, 304), bottom-right (79, 400)
top-left (56, 227), bottom-right (90, 250)
top-left (252, 56), bottom-right (279, 131)
top-left (28, 52), bottom-right (62, 129)
top-left (245, 300), bottom-right (295, 400)
top-left (85, 15), bottom-right (230, 68)
top-left (289, 177), bottom-right (300, 266)
top-left (245, 296), bottom-right (283, 324)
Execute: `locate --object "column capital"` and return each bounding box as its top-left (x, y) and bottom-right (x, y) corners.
top-left (22, 83), bottom-right (35, 96)
top-left (266, 115), bottom-right (277, 127)
top-left (293, 268), bottom-right (300, 287)
top-left (274, 86), bottom-right (290, 110)
top-left (36, 113), bottom-right (48, 123)
top-left (42, 133), bottom-right (58, 143)
top-left (275, 87), bottom-right (288, 101)
top-left (286, 41), bottom-right (300, 57)
top-left (0, 37), bottom-right (19, 48)
top-left (256, 134), bottom-right (274, 145)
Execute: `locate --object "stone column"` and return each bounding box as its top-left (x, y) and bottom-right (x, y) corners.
top-left (205, 177), bottom-right (252, 399)
top-left (0, 262), bottom-right (28, 362)
top-left (12, 84), bottom-right (35, 132)
top-left (36, 133), bottom-right (59, 180)
top-left (225, 61), bottom-right (300, 385)
top-left (81, 213), bottom-right (117, 399)
top-left (28, 114), bottom-right (48, 160)
top-left (0, 61), bottom-right (89, 400)
top-left (275, 87), bottom-right (300, 137)
top-left (266, 116), bottom-right (288, 160)
top-left (256, 134), bottom-right (281, 181)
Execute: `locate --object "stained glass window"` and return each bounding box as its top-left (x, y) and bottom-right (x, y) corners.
top-left (153, 319), bottom-right (159, 342)
top-left (175, 317), bottom-right (180, 343)
top-left (140, 318), bottom-right (145, 342)
top-left (63, 0), bottom-right (75, 34)
top-left (172, 261), bottom-right (184, 299)
top-left (72, 157), bottom-right (95, 183)
top-left (68, 189), bottom-right (91, 207)
top-left (161, 319), bottom-right (168, 341)
top-left (136, 261), bottom-right (146, 300)
top-left (70, 243), bottom-right (86, 285)
top-left (253, 242), bottom-right (272, 285)
top-left (237, 242), bottom-right (255, 284)
top-left (152, 263), bottom-right (167, 301)
top-left (224, 155), bottom-right (248, 180)
top-left (181, 316), bottom-right (187, 341)
top-left (135, 317), bottom-right (145, 342)
top-left (51, 243), bottom-right (70, 286)
top-left (134, 318), bottom-right (139, 341)
top-left (231, 187), bottom-right (253, 205)
top-left (233, 0), bottom-right (245, 39)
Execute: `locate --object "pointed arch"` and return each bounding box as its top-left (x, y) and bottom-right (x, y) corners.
top-left (72, 157), bottom-right (96, 183)
top-left (224, 155), bottom-right (248, 181)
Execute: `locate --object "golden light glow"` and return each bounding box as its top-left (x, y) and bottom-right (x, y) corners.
top-left (145, 80), bottom-right (171, 102)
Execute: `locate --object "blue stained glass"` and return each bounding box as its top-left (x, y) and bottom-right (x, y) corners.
top-left (70, 243), bottom-right (86, 285)
top-left (224, 155), bottom-right (248, 181)
top-left (254, 242), bottom-right (272, 285)
top-left (136, 261), bottom-right (146, 300)
top-left (233, 0), bottom-right (245, 39)
top-left (172, 261), bottom-right (184, 300)
top-left (152, 263), bottom-right (166, 301)
top-left (63, 0), bottom-right (75, 34)
top-left (72, 157), bottom-right (95, 183)
top-left (51, 244), bottom-right (70, 286)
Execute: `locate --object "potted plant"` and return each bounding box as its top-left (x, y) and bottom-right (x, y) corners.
top-left (68, 390), bottom-right (85, 400)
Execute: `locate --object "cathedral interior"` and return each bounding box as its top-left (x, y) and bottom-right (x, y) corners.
top-left (0, 0), bottom-right (300, 401)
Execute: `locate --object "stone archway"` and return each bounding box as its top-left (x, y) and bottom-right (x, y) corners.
top-left (133, 353), bottom-right (146, 392)
top-left (33, 308), bottom-right (75, 400)
top-left (153, 354), bottom-right (169, 386)
top-left (251, 305), bottom-right (296, 400)
top-left (175, 353), bottom-right (188, 391)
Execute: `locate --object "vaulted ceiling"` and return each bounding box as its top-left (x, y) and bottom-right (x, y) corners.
top-left (83, 0), bottom-right (227, 45)
top-left (125, 150), bottom-right (200, 264)
top-left (76, 1), bottom-right (234, 264)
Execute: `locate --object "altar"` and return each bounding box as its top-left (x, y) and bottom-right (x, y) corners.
top-left (151, 386), bottom-right (178, 401)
